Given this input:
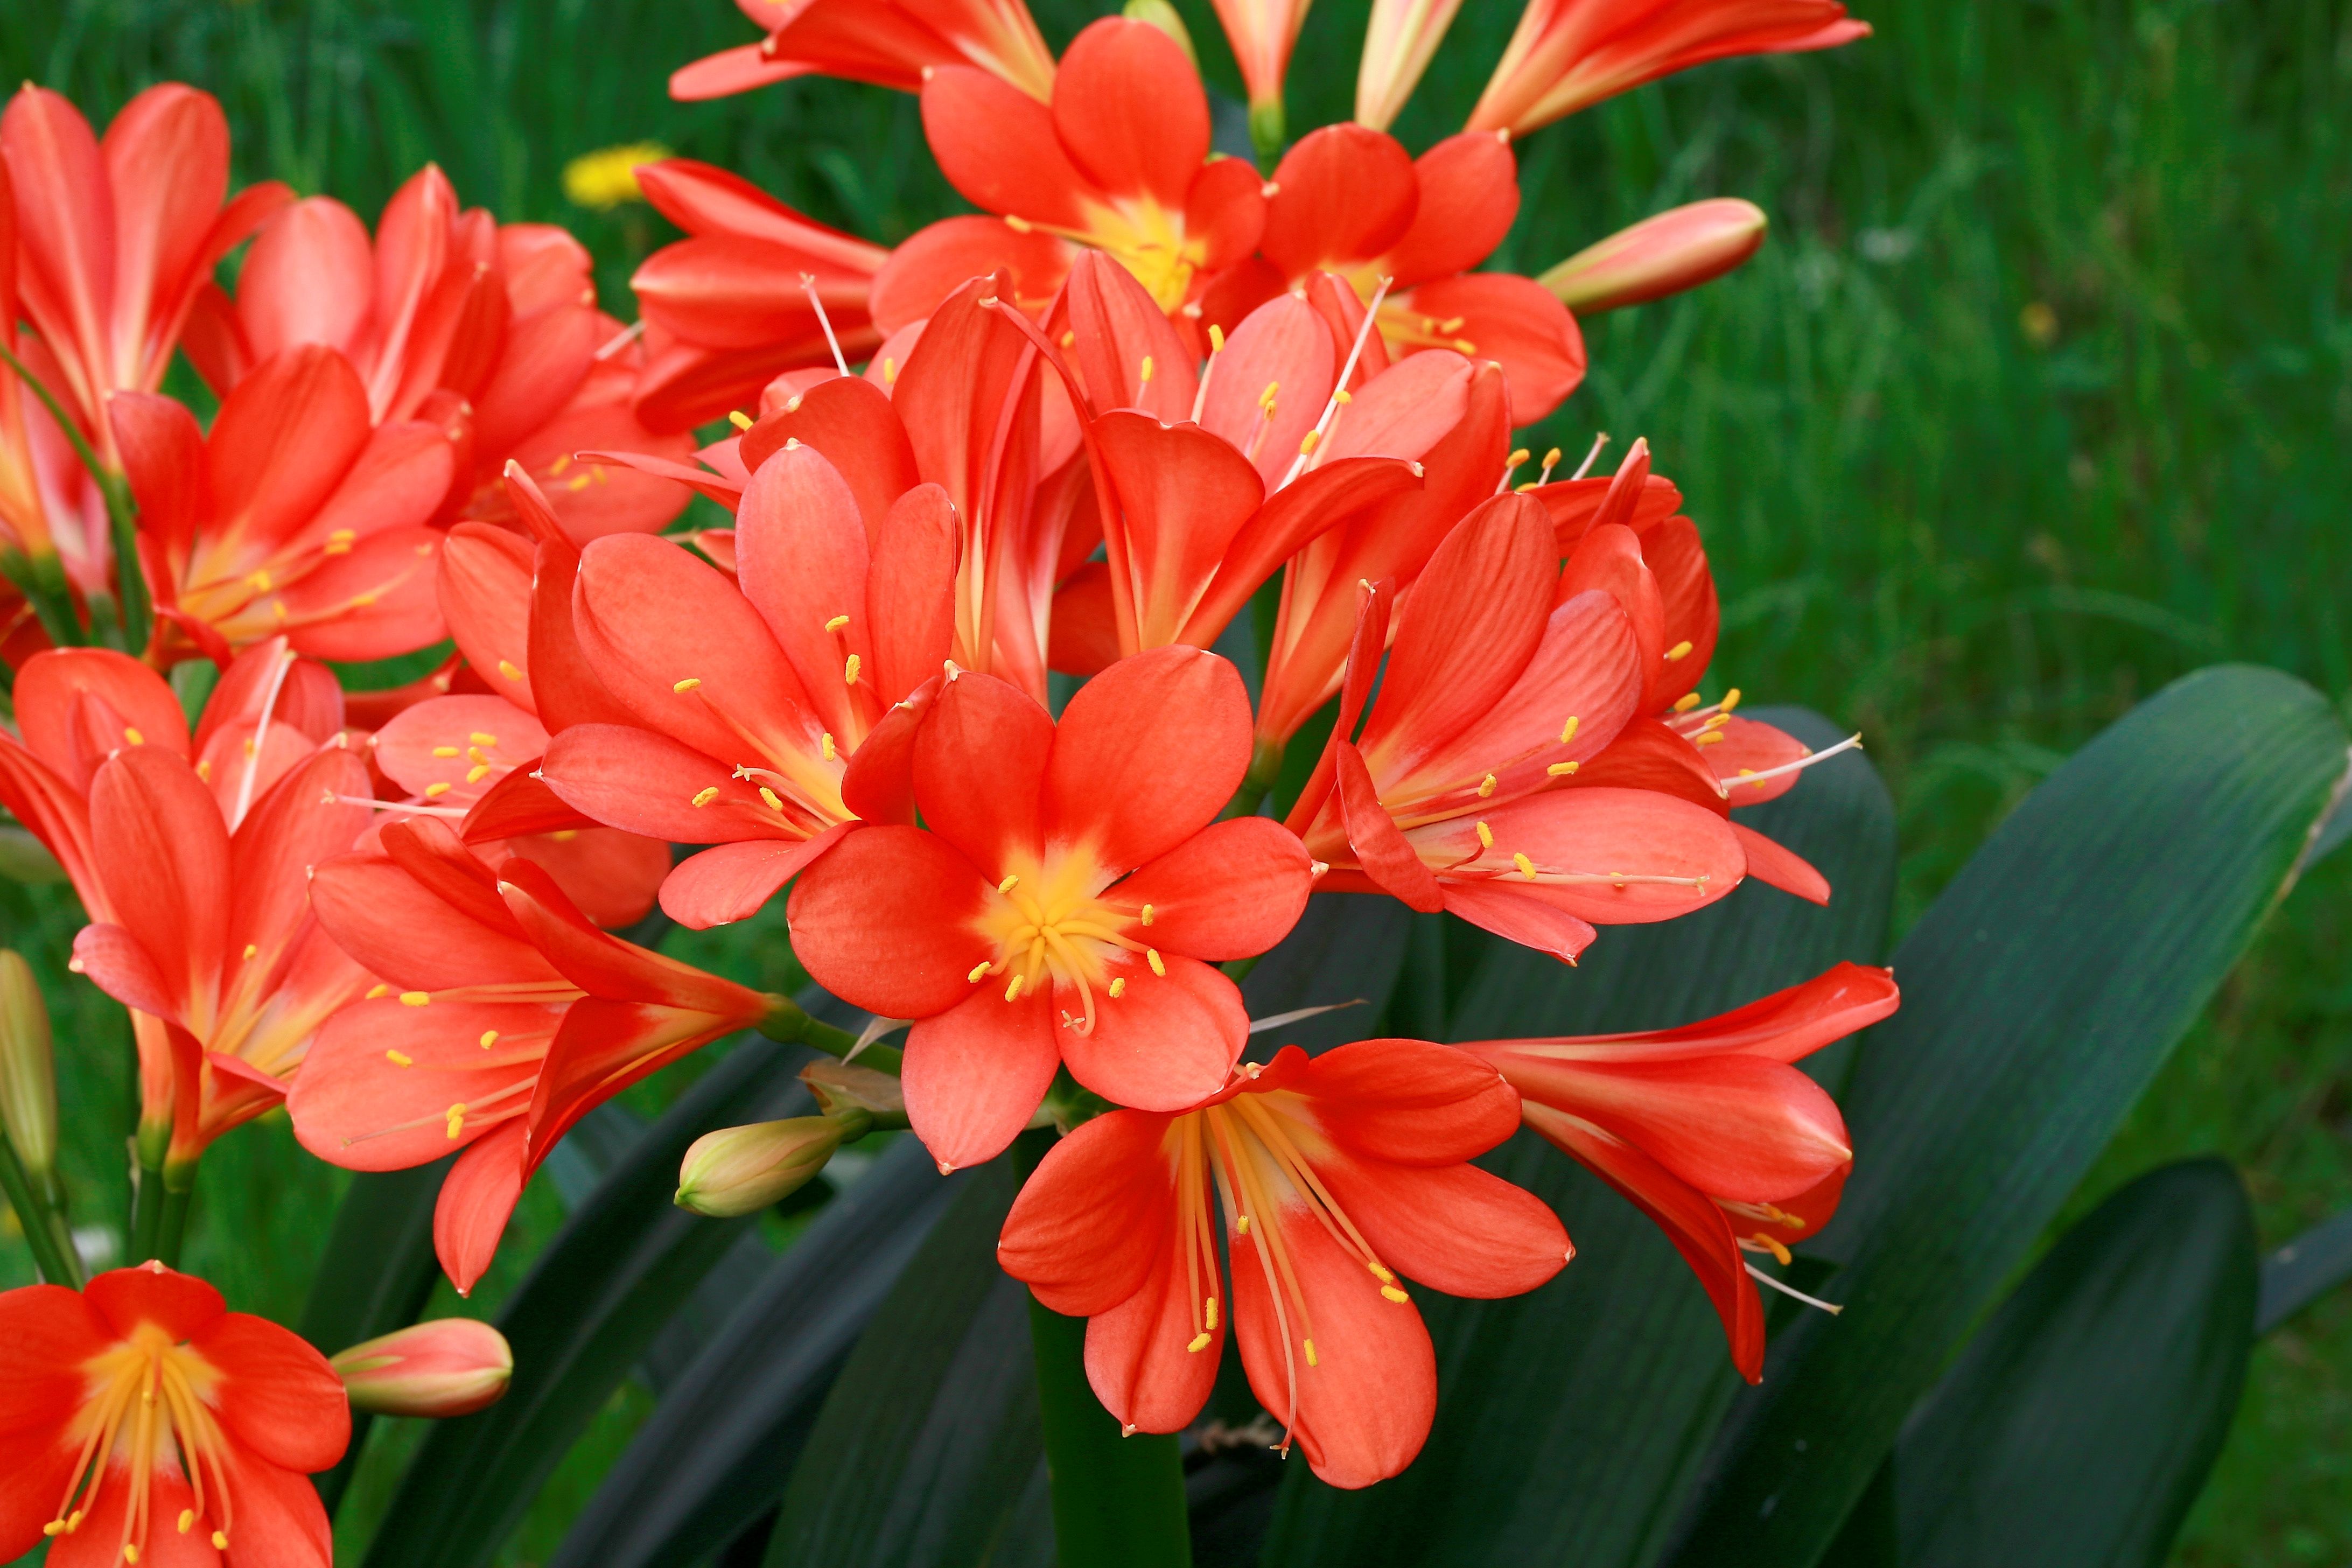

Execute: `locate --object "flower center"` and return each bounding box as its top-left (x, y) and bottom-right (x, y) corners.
top-left (1078, 198), bottom-right (1200, 314)
top-left (50, 1321), bottom-right (237, 1560)
top-left (969, 851), bottom-right (1154, 1034)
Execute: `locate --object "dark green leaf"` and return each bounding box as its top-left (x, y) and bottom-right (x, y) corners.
top-left (1893, 1158), bottom-right (2256, 1568)
top-left (763, 1149), bottom-right (1047, 1568)
top-left (549, 1138), bottom-right (958, 1568)
top-left (297, 1158), bottom-right (451, 1516)
top-left (362, 1038), bottom-right (812, 1568)
top-left (1665, 667), bottom-right (2347, 1568)
top-left (1238, 889), bottom-right (1415, 1053)
top-left (1263, 707), bottom-right (1898, 1568)
top-left (2255, 1206), bottom-right (2352, 1335)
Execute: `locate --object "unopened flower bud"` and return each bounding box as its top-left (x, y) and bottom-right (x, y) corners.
top-left (0, 950), bottom-right (59, 1179)
top-left (331, 1318), bottom-right (513, 1418)
top-left (1122, 0), bottom-right (1198, 69)
top-left (676, 1110), bottom-right (869, 1218)
top-left (801, 1059), bottom-right (907, 1122)
top-left (1539, 199), bottom-right (1769, 315)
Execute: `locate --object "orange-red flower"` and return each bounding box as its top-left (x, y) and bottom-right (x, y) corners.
top-left (1467, 0), bottom-right (1872, 140)
top-left (293, 818), bottom-right (779, 1291)
top-left (788, 648), bottom-right (1314, 1170)
top-left (0, 157), bottom-right (111, 612)
top-left (1460, 961), bottom-right (1897, 1379)
top-left (1285, 492), bottom-right (1746, 960)
top-left (184, 164), bottom-right (690, 543)
top-left (998, 1039), bottom-right (1568, 1488)
top-left (671, 0), bottom-right (1057, 104)
top-left (0, 1263), bottom-right (347, 1568)
top-left (109, 345), bottom-right (461, 664)
top-left (0, 83), bottom-right (289, 461)
top-left (1539, 197), bottom-right (1769, 314)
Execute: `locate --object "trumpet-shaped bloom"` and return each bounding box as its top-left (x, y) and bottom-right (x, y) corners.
top-left (672, 0), bottom-right (1058, 103)
top-left (1285, 494), bottom-right (1744, 961)
top-left (110, 345), bottom-right (458, 664)
top-left (293, 819), bottom-right (780, 1291)
top-left (184, 164), bottom-right (689, 542)
top-left (0, 1263), bottom-right (347, 1568)
top-left (998, 1039), bottom-right (1568, 1488)
top-left (0, 84), bottom-right (290, 459)
top-left (1211, 0), bottom-right (1315, 120)
top-left (1467, 0), bottom-right (1872, 140)
top-left (1460, 961), bottom-right (1898, 1378)
top-left (330, 1318), bottom-right (513, 1418)
top-left (1539, 198), bottom-right (1769, 314)
top-left (789, 648), bottom-right (1314, 1169)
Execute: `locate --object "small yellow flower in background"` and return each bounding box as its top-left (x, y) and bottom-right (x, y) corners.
top-left (2019, 300), bottom-right (2059, 348)
top-left (563, 141), bottom-right (670, 211)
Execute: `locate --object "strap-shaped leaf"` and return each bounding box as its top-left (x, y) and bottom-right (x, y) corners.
top-left (1665, 666), bottom-right (2347, 1567)
top-left (2256, 1206), bottom-right (2352, 1334)
top-left (297, 1157), bottom-right (451, 1515)
top-left (762, 1150), bottom-right (1048, 1567)
top-left (362, 1038), bottom-right (813, 1568)
top-left (1890, 1158), bottom-right (2256, 1567)
top-left (1263, 708), bottom-right (1896, 1567)
top-left (549, 1137), bottom-right (958, 1568)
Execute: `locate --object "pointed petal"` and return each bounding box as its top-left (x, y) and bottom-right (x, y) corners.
top-left (1731, 821), bottom-right (1830, 905)
top-left (1061, 252), bottom-right (1199, 422)
top-left (920, 66), bottom-right (1090, 228)
top-left (205, 344), bottom-right (373, 548)
top-left (1198, 292), bottom-right (1334, 486)
top-left (236, 196), bottom-right (375, 365)
top-left (1476, 961), bottom-right (1898, 1064)
top-left (1091, 411), bottom-right (1264, 649)
top-left (89, 747), bottom-right (230, 1023)
top-left (435, 1118), bottom-right (529, 1294)
top-left (1713, 717), bottom-right (1812, 804)
top-left (71, 922), bottom-right (180, 1020)
top-left (902, 984), bottom-right (1060, 1169)
top-left (1052, 19), bottom-right (1209, 209)
top-left (1295, 1037), bottom-right (1523, 1164)
top-left (435, 522), bottom-right (536, 711)
top-left (1084, 1234), bottom-right (1222, 1435)
top-left (1414, 786), bottom-right (1744, 923)
top-left (505, 826), bottom-right (673, 930)
top-left (1377, 131), bottom-right (1520, 286)
top-left (1102, 817), bottom-right (1312, 960)
top-left (740, 374), bottom-right (919, 541)
top-left (1436, 880), bottom-right (1597, 964)
top-left (786, 823), bottom-right (993, 1018)
top-left (370, 695), bottom-right (548, 802)
top-left (1564, 713), bottom-right (1726, 814)
top-left (659, 824), bottom-right (858, 929)
top-left (912, 669), bottom-right (1054, 873)
top-left (1320, 1151), bottom-right (1567, 1298)
top-left (186, 1310), bottom-right (349, 1473)
top-left (867, 215), bottom-right (1075, 337)
top-left (1060, 951), bottom-right (1245, 1112)
top-left (866, 485), bottom-right (960, 704)
top-left (1394, 272), bottom-right (1585, 426)
top-left (998, 1107), bottom-right (1173, 1315)
top-left (735, 441), bottom-right (876, 738)
top-left (289, 997), bottom-right (553, 1172)
top-left (12, 647), bottom-right (188, 782)
top-left (1261, 124), bottom-right (1420, 278)
top-left (1559, 521), bottom-right (1667, 678)
top-left (1335, 743), bottom-right (1446, 913)
top-left (1045, 647), bottom-right (1251, 873)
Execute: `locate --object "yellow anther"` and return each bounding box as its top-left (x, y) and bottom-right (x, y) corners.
top-left (844, 653), bottom-right (861, 685)
top-left (674, 677), bottom-right (702, 692)
top-left (1335, 387), bottom-right (1352, 403)
top-left (692, 787), bottom-right (720, 807)
top-left (998, 874), bottom-right (1020, 892)
top-left (1139, 355), bottom-right (1154, 383)
top-left (1187, 1332), bottom-right (1213, 1353)
top-left (123, 726), bottom-right (145, 746)
top-left (498, 660), bottom-right (523, 681)
top-left (1005, 974), bottom-right (1027, 1003)
top-left (470, 732), bottom-right (498, 746)
top-left (242, 943), bottom-right (258, 961)
top-left (424, 781), bottom-right (453, 797)
top-left (1004, 213), bottom-right (1033, 233)
top-left (1700, 712), bottom-right (1731, 732)
top-left (1146, 948), bottom-right (1166, 977)
top-left (400, 991), bottom-right (430, 1006)
top-left (126, 1544), bottom-right (140, 1563)
top-left (432, 745), bottom-right (461, 757)
top-left (1257, 380), bottom-right (1279, 409)
top-left (969, 962), bottom-right (992, 983)
top-left (1515, 481), bottom-right (1541, 493)
top-left (466, 764), bottom-right (491, 783)
top-left (1478, 773), bottom-right (1497, 797)
top-left (1206, 1296), bottom-right (1219, 1329)
top-left (727, 409), bottom-right (754, 431)
top-left (1381, 1285), bottom-right (1411, 1304)
top-left (446, 1104), bottom-right (467, 1138)
top-left (1237, 1214), bottom-right (1251, 1234)
top-left (1665, 640), bottom-right (1694, 661)
top-left (325, 528), bottom-right (356, 554)
top-left (1542, 446), bottom-right (1562, 467)
top-left (1560, 715), bottom-right (1580, 744)
top-left (1305, 1339), bottom-right (1319, 1367)
top-left (178, 1510), bottom-right (194, 1534)
top-left (1140, 903), bottom-right (1154, 926)
top-left (467, 746), bottom-right (489, 764)
top-left (1694, 731), bottom-right (1725, 747)
top-left (1368, 1262), bottom-right (1396, 1283)
top-left (247, 569), bottom-right (273, 591)
top-left (1208, 324), bottom-right (1226, 352)
top-left (213, 1534), bottom-right (229, 1551)
top-left (386, 1049), bottom-right (414, 1067)
top-left (1507, 447), bottom-right (1531, 466)
top-left (1514, 852), bottom-right (1537, 880)
top-left (1672, 692), bottom-right (1702, 712)
top-left (367, 983), bottom-right (390, 999)
top-left (1059, 329), bottom-right (1076, 347)
top-left (1298, 428), bottom-right (1320, 456)
top-left (44, 1522), bottom-right (63, 1538)
top-left (480, 1030), bottom-right (499, 1048)
top-left (1758, 1233), bottom-right (1795, 1265)
top-left (1475, 821), bottom-right (1494, 849)
top-left (759, 786), bottom-right (785, 811)
top-left (1439, 316), bottom-right (1466, 334)
top-left (195, 760), bottom-right (211, 781)
top-left (1547, 761), bottom-right (1581, 776)
top-left (1452, 338), bottom-right (1478, 353)
top-left (825, 614), bottom-right (851, 631)
top-left (883, 357), bottom-right (898, 384)
top-left (1108, 977), bottom-right (1126, 998)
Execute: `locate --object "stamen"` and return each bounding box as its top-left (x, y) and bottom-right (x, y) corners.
top-left (1279, 276), bottom-right (1392, 489)
top-left (1672, 692), bottom-right (1702, 713)
top-left (821, 733), bottom-right (836, 761)
top-left (727, 410), bottom-right (754, 432)
top-left (1569, 431), bottom-right (1610, 480)
top-left (692, 787), bottom-right (720, 807)
top-left (1478, 774), bottom-right (1496, 797)
top-left (1005, 975), bottom-right (1026, 1003)
top-left (1513, 852), bottom-right (1537, 879)
top-left (1664, 640), bottom-right (1693, 661)
top-left (1547, 761), bottom-right (1580, 776)
top-left (480, 1031), bottom-right (499, 1048)
top-left (1146, 949), bottom-right (1166, 977)
top-left (385, 1051), bottom-right (413, 1067)
top-left (1380, 1285), bottom-right (1410, 1303)
top-left (1475, 821), bottom-right (1494, 849)
top-left (399, 992), bottom-right (430, 1006)
top-left (424, 782), bottom-right (452, 798)
top-left (1726, 734), bottom-right (1865, 788)
top-left (1745, 1262), bottom-right (1843, 1315)
top-left (1192, 324), bottom-right (1226, 422)
top-left (432, 745), bottom-right (460, 758)
top-left (1559, 715), bottom-right (1580, 744)
top-left (1187, 1332), bottom-right (1213, 1352)
top-left (1536, 446), bottom-right (1562, 485)
top-left (1108, 977), bottom-right (1126, 998)
top-left (1140, 904), bottom-right (1154, 926)
top-left (800, 274), bottom-right (851, 377)
top-left (968, 962), bottom-right (992, 983)
top-left (674, 677), bottom-right (702, 693)
top-left (498, 660), bottom-right (523, 682)
top-left (844, 653), bottom-right (860, 685)
top-left (999, 874), bottom-right (1020, 892)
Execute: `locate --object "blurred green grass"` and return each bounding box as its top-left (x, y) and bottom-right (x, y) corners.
top-left (3, 0), bottom-right (2349, 1561)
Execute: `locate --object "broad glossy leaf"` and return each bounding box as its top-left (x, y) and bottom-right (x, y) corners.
top-left (763, 1148), bottom-right (1048, 1568)
top-left (1892, 1158), bottom-right (2256, 1568)
top-left (2256, 1205), bottom-right (2352, 1335)
top-left (549, 1137), bottom-right (957, 1568)
top-left (1665, 666), bottom-right (2347, 1567)
top-left (1263, 708), bottom-right (1898, 1568)
top-left (363, 1038), bottom-right (814, 1568)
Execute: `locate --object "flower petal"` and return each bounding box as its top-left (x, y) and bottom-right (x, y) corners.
top-left (1052, 18), bottom-right (1209, 209)
top-left (83, 1264), bottom-right (225, 1341)
top-left (1320, 1153), bottom-right (1567, 1298)
top-left (998, 1107), bottom-right (1173, 1317)
top-left (1044, 647), bottom-right (1252, 874)
top-left (1731, 821), bottom-right (1831, 905)
top-left (1416, 786), bottom-right (1744, 924)
top-left (435, 1117), bottom-right (528, 1295)
top-left (1376, 130), bottom-right (1520, 287)
top-left (1295, 1038), bottom-right (1524, 1164)
top-left (786, 823), bottom-right (993, 1018)
top-left (1396, 271), bottom-right (1585, 425)
top-left (186, 1310), bottom-right (349, 1473)
top-left (659, 825), bottom-right (858, 929)
top-left (902, 983), bottom-right (1061, 1170)
top-left (1335, 743), bottom-right (1446, 913)
top-left (1261, 124), bottom-right (1419, 278)
top-left (740, 374), bottom-right (918, 542)
top-left (1060, 951), bottom-right (1245, 1113)
top-left (1102, 817), bottom-right (1312, 960)
top-left (920, 66), bottom-right (1090, 229)
top-left (289, 997), bottom-right (552, 1172)
top-left (912, 669), bottom-right (1054, 873)
top-left (1436, 880), bottom-right (1598, 965)
top-left (90, 747), bottom-right (231, 1024)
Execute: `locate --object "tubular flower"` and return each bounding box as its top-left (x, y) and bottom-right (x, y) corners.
top-left (672, 0), bottom-right (1058, 104)
top-left (1460, 961), bottom-right (1898, 1379)
top-left (1467, 0), bottom-right (1872, 141)
top-left (0, 83), bottom-right (290, 459)
top-left (330, 1318), bottom-right (513, 1418)
top-left (1220, 123), bottom-right (1585, 425)
top-left (1544, 439), bottom-right (1850, 902)
top-left (293, 818), bottom-right (783, 1291)
top-left (788, 647), bottom-right (1315, 1171)
top-left (0, 156), bottom-right (111, 612)
top-left (1210, 0), bottom-right (1315, 142)
top-left (1356, 0), bottom-right (1469, 132)
top-left (109, 345), bottom-right (460, 664)
top-left (1539, 198), bottom-right (1769, 314)
top-left (183, 163), bottom-right (690, 542)
top-left (1286, 493), bottom-right (1744, 961)
top-left (998, 1039), bottom-right (1569, 1488)
top-left (0, 641), bottom-right (349, 1157)
top-left (0, 1263), bottom-right (347, 1568)
top-left (66, 739), bottom-right (375, 1168)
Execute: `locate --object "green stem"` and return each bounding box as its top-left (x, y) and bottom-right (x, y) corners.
top-left (157, 1163), bottom-right (197, 1270)
top-left (128, 1150), bottom-right (166, 1265)
top-left (0, 1126), bottom-right (80, 1285)
top-left (1029, 1297), bottom-right (1193, 1567)
top-left (0, 547), bottom-right (85, 647)
top-left (1221, 735), bottom-right (1286, 822)
top-left (0, 341), bottom-right (146, 657)
top-left (757, 993), bottom-right (901, 1075)
top-left (1248, 97), bottom-right (1286, 171)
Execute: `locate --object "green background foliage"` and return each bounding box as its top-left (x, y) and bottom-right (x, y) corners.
top-left (3, 0), bottom-right (2349, 1561)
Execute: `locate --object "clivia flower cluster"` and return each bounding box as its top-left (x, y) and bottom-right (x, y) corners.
top-left (0, 0), bottom-right (1891, 1551)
